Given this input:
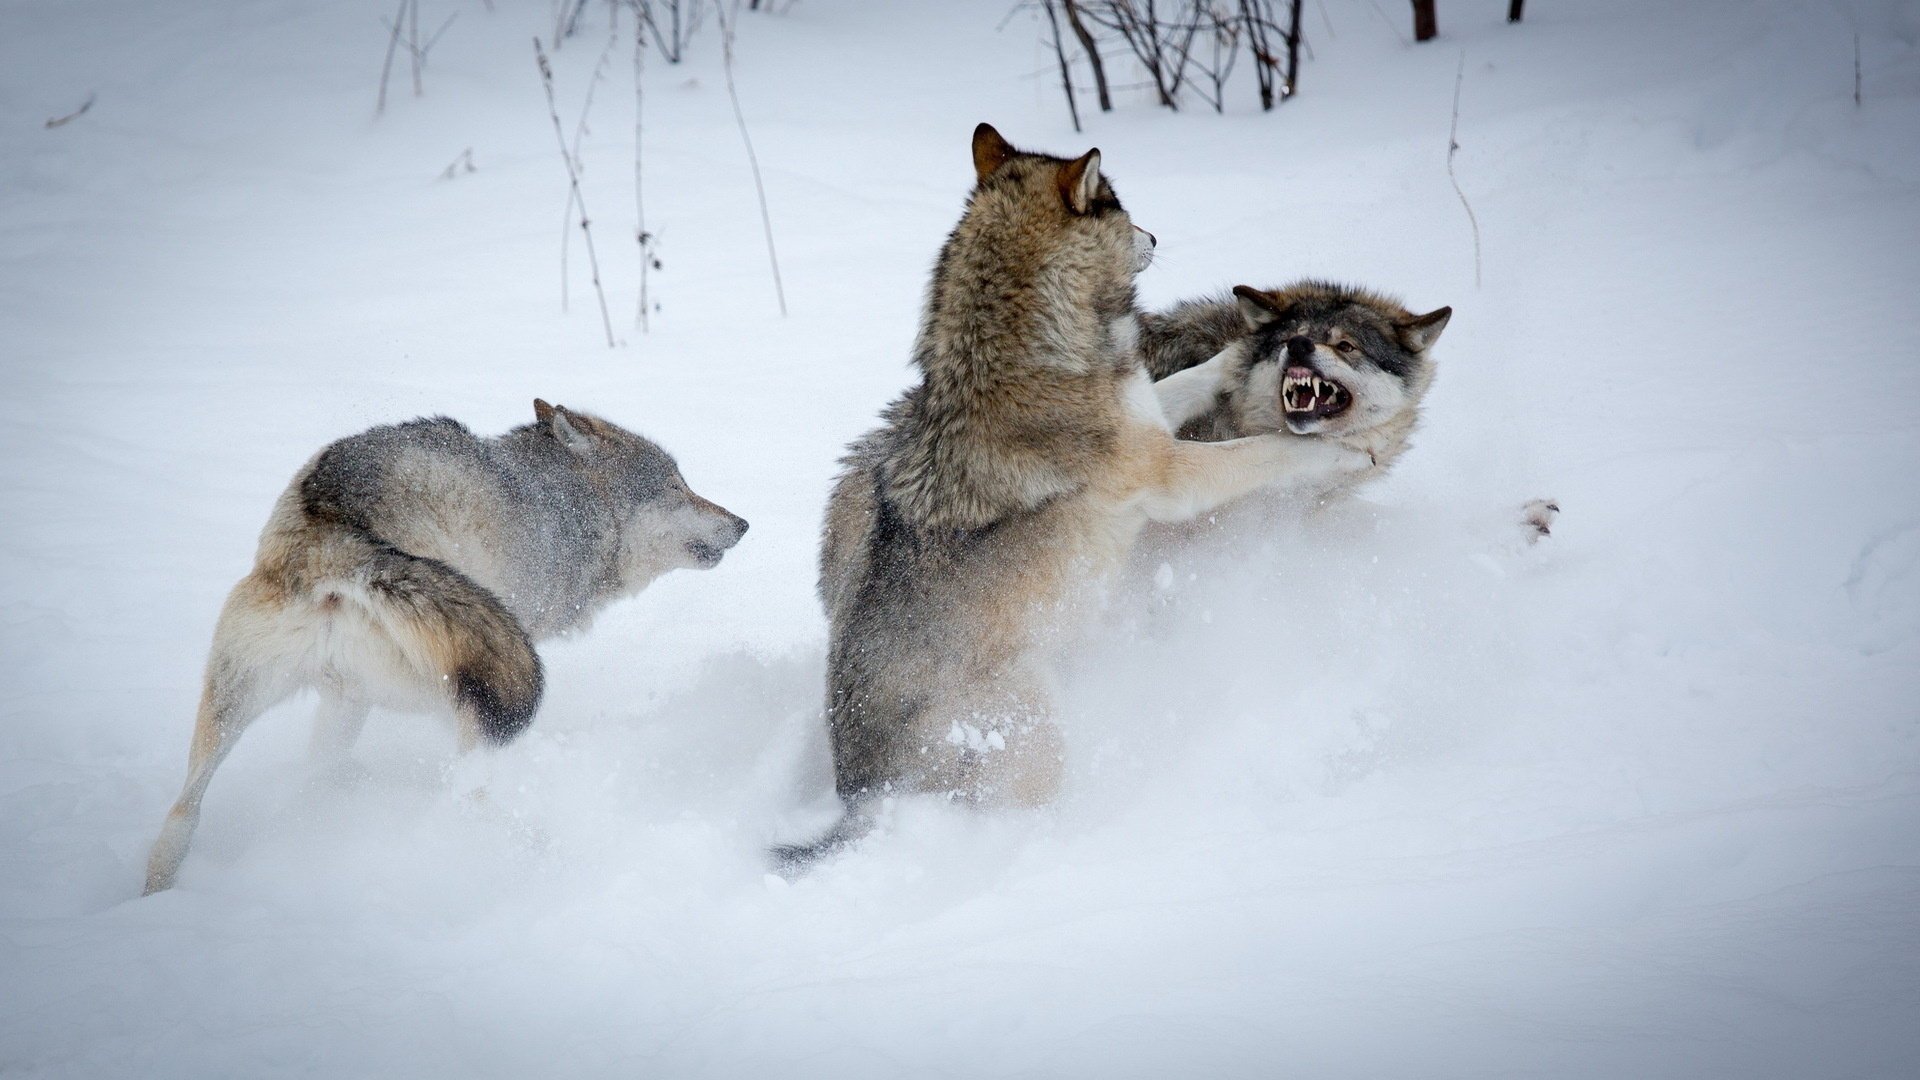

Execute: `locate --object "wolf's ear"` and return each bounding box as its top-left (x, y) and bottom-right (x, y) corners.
top-left (546, 404), bottom-right (595, 454)
top-left (1059, 149), bottom-right (1101, 215)
top-left (972, 123), bottom-right (1016, 182)
top-left (533, 398), bottom-right (556, 424)
top-left (1398, 306), bottom-right (1452, 352)
top-left (1232, 285), bottom-right (1288, 330)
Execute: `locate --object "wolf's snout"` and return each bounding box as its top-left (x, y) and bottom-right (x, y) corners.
top-left (722, 512), bottom-right (749, 546)
top-left (1285, 335), bottom-right (1315, 362)
top-left (1135, 226), bottom-right (1156, 247)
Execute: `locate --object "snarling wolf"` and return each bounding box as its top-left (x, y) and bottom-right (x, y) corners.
top-left (143, 400), bottom-right (747, 894)
top-left (781, 126), bottom-right (1371, 867)
top-left (1147, 280), bottom-right (1449, 486)
top-left (1145, 281), bottom-right (1558, 538)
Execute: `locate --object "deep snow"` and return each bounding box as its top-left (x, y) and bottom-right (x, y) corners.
top-left (3, 0), bottom-right (1918, 1076)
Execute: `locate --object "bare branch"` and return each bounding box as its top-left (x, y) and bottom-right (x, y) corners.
top-left (1041, 1), bottom-right (1083, 131)
top-left (437, 147), bottom-right (476, 180)
top-left (377, 0), bottom-right (407, 114)
top-left (714, 0), bottom-right (787, 317)
top-left (633, 2), bottom-right (656, 331)
top-left (536, 37), bottom-right (617, 347)
top-left (44, 92), bottom-right (95, 129)
top-left (1446, 52), bottom-right (1482, 289)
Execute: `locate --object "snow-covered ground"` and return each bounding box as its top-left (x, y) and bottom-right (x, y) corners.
top-left (4, 0), bottom-right (1919, 1075)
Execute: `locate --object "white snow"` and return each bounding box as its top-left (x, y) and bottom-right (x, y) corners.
top-left (3, 0), bottom-right (1919, 1076)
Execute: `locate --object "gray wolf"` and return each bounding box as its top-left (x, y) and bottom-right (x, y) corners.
top-left (781, 126), bottom-right (1370, 867)
top-left (1145, 281), bottom-right (1558, 539)
top-left (143, 400), bottom-right (747, 894)
top-left (1147, 280), bottom-right (1449, 488)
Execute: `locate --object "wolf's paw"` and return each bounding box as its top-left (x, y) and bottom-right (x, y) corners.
top-left (1521, 498), bottom-right (1560, 543)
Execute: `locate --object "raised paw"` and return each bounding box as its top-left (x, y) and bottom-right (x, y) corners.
top-left (1521, 498), bottom-right (1560, 543)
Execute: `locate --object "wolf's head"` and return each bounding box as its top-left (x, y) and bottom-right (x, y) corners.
top-left (942, 123), bottom-right (1156, 326)
top-left (1226, 282), bottom-right (1449, 439)
top-left (531, 399), bottom-right (748, 584)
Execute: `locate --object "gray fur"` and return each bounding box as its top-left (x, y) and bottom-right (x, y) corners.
top-left (786, 128), bottom-right (1371, 869)
top-left (143, 402), bottom-right (746, 894)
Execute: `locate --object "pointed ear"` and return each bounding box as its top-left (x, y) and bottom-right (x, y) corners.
top-left (1231, 285), bottom-right (1288, 330)
top-left (972, 123), bottom-right (1016, 182)
top-left (1059, 149), bottom-right (1101, 214)
top-left (533, 398), bottom-right (556, 425)
top-left (548, 405), bottom-right (594, 454)
top-left (1399, 306), bottom-right (1452, 352)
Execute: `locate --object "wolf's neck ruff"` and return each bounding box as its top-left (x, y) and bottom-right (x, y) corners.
top-left (881, 160), bottom-right (1138, 535)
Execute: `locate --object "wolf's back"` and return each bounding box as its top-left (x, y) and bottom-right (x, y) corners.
top-left (289, 425), bottom-right (544, 742)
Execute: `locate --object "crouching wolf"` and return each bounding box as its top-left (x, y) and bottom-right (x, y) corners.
top-left (143, 400), bottom-right (747, 894)
top-left (780, 125), bottom-right (1371, 866)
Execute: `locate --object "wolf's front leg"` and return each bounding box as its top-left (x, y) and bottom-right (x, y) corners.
top-left (1137, 432), bottom-right (1370, 524)
top-left (1151, 348), bottom-right (1234, 429)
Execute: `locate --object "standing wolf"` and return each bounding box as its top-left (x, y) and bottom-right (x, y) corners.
top-left (143, 400), bottom-right (747, 894)
top-left (785, 126), bottom-right (1371, 864)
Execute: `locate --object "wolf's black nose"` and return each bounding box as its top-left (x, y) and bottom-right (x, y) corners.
top-left (729, 514), bottom-right (749, 542)
top-left (1285, 336), bottom-right (1315, 361)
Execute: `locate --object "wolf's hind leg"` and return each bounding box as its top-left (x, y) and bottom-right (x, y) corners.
top-left (145, 584), bottom-right (293, 894)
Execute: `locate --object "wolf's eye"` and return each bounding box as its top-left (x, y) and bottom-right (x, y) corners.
top-left (1334, 340), bottom-right (1357, 354)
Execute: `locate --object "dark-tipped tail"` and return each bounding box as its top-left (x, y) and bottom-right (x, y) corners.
top-left (358, 545), bottom-right (545, 744)
top-left (770, 802), bottom-right (875, 875)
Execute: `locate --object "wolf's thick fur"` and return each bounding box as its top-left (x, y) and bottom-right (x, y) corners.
top-left (143, 401), bottom-right (748, 894)
top-left (789, 127), bottom-right (1369, 866)
top-left (1147, 280), bottom-right (1450, 496)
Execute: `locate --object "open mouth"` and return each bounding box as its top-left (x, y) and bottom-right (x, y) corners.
top-left (1281, 366), bottom-right (1351, 421)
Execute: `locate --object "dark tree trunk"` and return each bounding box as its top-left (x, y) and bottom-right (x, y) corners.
top-left (1412, 0), bottom-right (1437, 41)
top-left (1284, 0), bottom-right (1303, 98)
top-left (1507, 0), bottom-right (1524, 23)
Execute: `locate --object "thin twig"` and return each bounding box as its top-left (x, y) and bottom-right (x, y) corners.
top-left (1364, 0), bottom-right (1407, 45)
top-left (1446, 52), bottom-right (1481, 289)
top-left (44, 93), bottom-right (95, 129)
top-left (633, 5), bottom-right (654, 331)
top-left (377, 0), bottom-right (407, 114)
top-left (557, 25), bottom-right (621, 313)
top-left (437, 147), bottom-right (476, 180)
top-left (714, 0), bottom-right (787, 317)
top-left (536, 37), bottom-right (616, 347)
top-left (1854, 32), bottom-right (1863, 107)
top-left (1041, 1), bottom-right (1082, 132)
top-left (409, 0), bottom-right (422, 97)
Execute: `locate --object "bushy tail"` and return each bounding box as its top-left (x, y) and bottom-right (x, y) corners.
top-left (350, 544), bottom-right (545, 744)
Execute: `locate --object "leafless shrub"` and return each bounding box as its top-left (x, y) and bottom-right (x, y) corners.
top-left (714, 0), bottom-right (786, 317)
top-left (536, 37), bottom-right (616, 348)
top-left (377, 0), bottom-right (457, 114)
top-left (1031, 0), bottom-right (1305, 118)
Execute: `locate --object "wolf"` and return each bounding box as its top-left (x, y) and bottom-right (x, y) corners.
top-left (781, 125), bottom-right (1371, 866)
top-left (1147, 280), bottom-right (1448, 482)
top-left (143, 400), bottom-right (748, 894)
top-left (1144, 281), bottom-right (1557, 538)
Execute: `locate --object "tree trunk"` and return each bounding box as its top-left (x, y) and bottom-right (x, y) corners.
top-left (1285, 0), bottom-right (1303, 98)
top-left (1412, 0), bottom-right (1437, 42)
top-left (1062, 0), bottom-right (1112, 111)
top-left (1507, 0), bottom-right (1524, 23)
